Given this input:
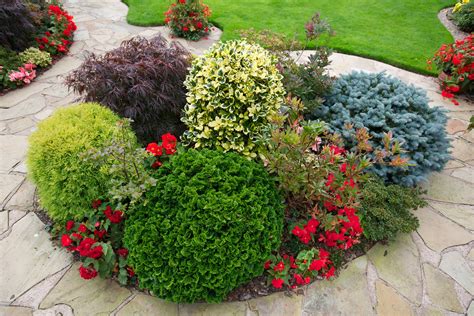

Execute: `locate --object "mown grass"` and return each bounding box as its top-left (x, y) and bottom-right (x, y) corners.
top-left (123, 0), bottom-right (454, 75)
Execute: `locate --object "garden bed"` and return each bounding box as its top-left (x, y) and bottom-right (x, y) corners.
top-left (0, 1), bottom-right (76, 95)
top-left (24, 6), bottom-right (470, 306)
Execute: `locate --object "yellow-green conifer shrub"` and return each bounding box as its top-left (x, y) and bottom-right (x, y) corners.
top-left (27, 102), bottom-right (138, 223)
top-left (182, 40), bottom-right (285, 158)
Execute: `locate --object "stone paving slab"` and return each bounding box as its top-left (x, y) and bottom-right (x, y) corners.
top-left (0, 213), bottom-right (72, 304)
top-left (40, 263), bottom-right (132, 316)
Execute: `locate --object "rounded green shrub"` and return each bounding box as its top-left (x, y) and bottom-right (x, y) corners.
top-left (312, 71), bottom-right (450, 186)
top-left (124, 149), bottom-right (284, 303)
top-left (19, 47), bottom-right (52, 68)
top-left (27, 102), bottom-right (139, 223)
top-left (182, 40), bottom-right (285, 158)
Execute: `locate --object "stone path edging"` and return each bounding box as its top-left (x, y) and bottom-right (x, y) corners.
top-left (0, 0), bottom-right (473, 315)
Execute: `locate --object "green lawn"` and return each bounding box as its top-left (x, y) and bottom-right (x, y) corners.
top-left (123, 0), bottom-right (454, 75)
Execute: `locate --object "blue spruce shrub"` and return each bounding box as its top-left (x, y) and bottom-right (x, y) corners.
top-left (312, 71), bottom-right (450, 186)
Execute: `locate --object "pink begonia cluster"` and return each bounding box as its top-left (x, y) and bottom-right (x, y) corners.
top-left (9, 64), bottom-right (36, 85)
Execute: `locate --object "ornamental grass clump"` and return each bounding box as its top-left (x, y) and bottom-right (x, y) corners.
top-left (65, 35), bottom-right (191, 144)
top-left (182, 40), bottom-right (285, 158)
top-left (311, 71), bottom-right (450, 186)
top-left (27, 103), bottom-right (139, 223)
top-left (124, 149), bottom-right (284, 303)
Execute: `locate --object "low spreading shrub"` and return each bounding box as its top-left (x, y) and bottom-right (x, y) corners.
top-left (66, 36), bottom-right (190, 144)
top-left (182, 40), bottom-right (285, 158)
top-left (27, 103), bottom-right (139, 223)
top-left (451, 1), bottom-right (474, 32)
top-left (311, 71), bottom-right (450, 186)
top-left (0, 0), bottom-right (36, 52)
top-left (359, 176), bottom-right (426, 241)
top-left (164, 0), bottom-right (212, 41)
top-left (124, 149), bottom-right (284, 303)
top-left (19, 47), bottom-right (52, 67)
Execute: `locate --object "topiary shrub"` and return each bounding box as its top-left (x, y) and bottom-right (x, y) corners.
top-left (182, 40), bottom-right (285, 158)
top-left (359, 176), bottom-right (427, 241)
top-left (27, 103), bottom-right (139, 223)
top-left (0, 0), bottom-right (36, 52)
top-left (65, 36), bottom-right (190, 145)
top-left (19, 47), bottom-right (52, 68)
top-left (124, 149), bottom-right (284, 303)
top-left (311, 71), bottom-right (450, 186)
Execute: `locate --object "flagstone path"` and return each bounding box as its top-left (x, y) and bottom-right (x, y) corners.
top-left (0, 0), bottom-right (473, 315)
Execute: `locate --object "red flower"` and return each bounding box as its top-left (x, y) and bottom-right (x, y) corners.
top-left (271, 278), bottom-right (284, 289)
top-left (179, 0), bottom-right (186, 3)
top-left (104, 206), bottom-right (123, 224)
top-left (77, 237), bottom-right (96, 256)
top-left (448, 85), bottom-right (460, 93)
top-left (309, 259), bottom-right (326, 271)
top-left (63, 29), bottom-right (71, 37)
top-left (329, 145), bottom-right (345, 155)
top-left (79, 265), bottom-right (98, 280)
top-left (127, 267), bottom-right (135, 277)
top-left (441, 90), bottom-right (454, 99)
top-left (78, 224), bottom-right (88, 233)
top-left (273, 261), bottom-right (285, 272)
top-left (94, 229), bottom-right (106, 239)
top-left (264, 260), bottom-right (271, 270)
top-left (41, 37), bottom-right (49, 44)
top-left (469, 73), bottom-right (474, 80)
top-left (45, 31), bottom-right (51, 37)
top-left (304, 276), bottom-right (311, 284)
top-left (146, 143), bottom-right (163, 156)
top-left (325, 173), bottom-right (335, 188)
top-left (71, 232), bottom-right (83, 240)
top-left (339, 162), bottom-right (347, 173)
top-left (151, 160), bottom-right (163, 169)
top-left (452, 53), bottom-right (463, 66)
top-left (289, 256), bottom-right (298, 269)
top-left (66, 220), bottom-right (75, 231)
top-left (294, 273), bottom-right (304, 285)
top-left (323, 266), bottom-right (336, 279)
top-left (304, 218), bottom-right (319, 234)
top-left (61, 234), bottom-right (72, 247)
top-left (92, 199), bottom-right (102, 209)
top-left (182, 26), bottom-right (189, 32)
top-left (196, 21), bottom-right (203, 29)
top-left (162, 133), bottom-right (177, 149)
top-left (117, 248), bottom-right (129, 257)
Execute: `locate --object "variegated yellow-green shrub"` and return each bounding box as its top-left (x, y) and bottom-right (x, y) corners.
top-left (19, 47), bottom-right (52, 68)
top-left (182, 40), bottom-right (285, 158)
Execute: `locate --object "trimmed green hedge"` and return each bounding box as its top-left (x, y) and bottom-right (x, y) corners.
top-left (124, 149), bottom-right (284, 302)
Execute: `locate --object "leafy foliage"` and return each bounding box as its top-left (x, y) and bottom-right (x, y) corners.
top-left (312, 71), bottom-right (450, 186)
top-left (0, 47), bottom-right (23, 90)
top-left (182, 40), bottom-right (285, 158)
top-left (124, 149), bottom-right (284, 303)
top-left (65, 36), bottom-right (191, 144)
top-left (27, 103), bottom-right (139, 223)
top-left (451, 2), bottom-right (474, 32)
top-left (19, 47), bottom-right (52, 67)
top-left (0, 0), bottom-right (36, 52)
top-left (359, 176), bottom-right (426, 241)
top-left (83, 119), bottom-right (157, 207)
top-left (240, 13), bottom-right (335, 114)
